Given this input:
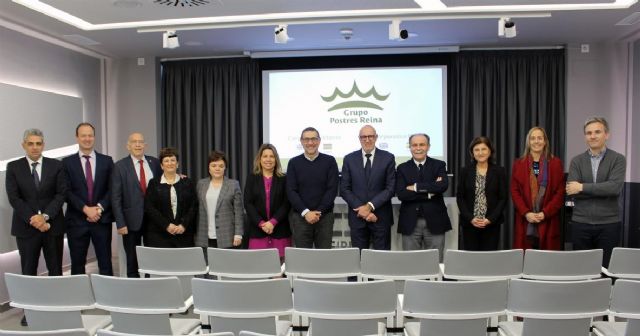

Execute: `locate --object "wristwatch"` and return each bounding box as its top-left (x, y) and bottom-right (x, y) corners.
top-left (42, 213), bottom-right (50, 221)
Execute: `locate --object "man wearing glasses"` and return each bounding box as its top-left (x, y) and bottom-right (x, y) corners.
top-left (340, 125), bottom-right (396, 250)
top-left (286, 127), bottom-right (339, 248)
top-left (111, 132), bottom-right (161, 277)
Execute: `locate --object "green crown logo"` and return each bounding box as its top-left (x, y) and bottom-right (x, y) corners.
top-left (321, 81), bottom-right (390, 111)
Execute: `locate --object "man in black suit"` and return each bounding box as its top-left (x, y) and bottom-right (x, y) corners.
top-left (340, 125), bottom-right (396, 250)
top-left (396, 133), bottom-right (451, 257)
top-left (63, 122), bottom-right (114, 275)
top-left (6, 128), bottom-right (68, 276)
top-left (111, 132), bottom-right (161, 277)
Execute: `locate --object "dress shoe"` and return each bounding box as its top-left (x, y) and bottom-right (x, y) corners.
top-left (20, 316), bottom-right (28, 326)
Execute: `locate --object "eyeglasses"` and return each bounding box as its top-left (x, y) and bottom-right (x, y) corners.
top-left (129, 140), bottom-right (145, 145)
top-left (301, 137), bottom-right (320, 143)
top-left (359, 135), bottom-right (376, 140)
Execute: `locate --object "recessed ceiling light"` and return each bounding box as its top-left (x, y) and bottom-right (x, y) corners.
top-left (112, 0), bottom-right (142, 8)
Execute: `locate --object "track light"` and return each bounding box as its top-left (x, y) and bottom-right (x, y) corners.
top-left (498, 18), bottom-right (517, 38)
top-left (389, 20), bottom-right (408, 40)
top-left (162, 30), bottom-right (179, 49)
top-left (274, 24), bottom-right (290, 44)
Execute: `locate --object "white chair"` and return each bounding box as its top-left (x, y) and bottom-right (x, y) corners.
top-left (402, 279), bottom-right (508, 336)
top-left (360, 249), bottom-right (441, 328)
top-left (293, 278), bottom-right (396, 336)
top-left (441, 249), bottom-right (523, 280)
top-left (239, 332), bottom-right (275, 336)
top-left (136, 246), bottom-right (208, 303)
top-left (284, 247), bottom-right (360, 281)
top-left (90, 274), bottom-right (200, 335)
top-left (192, 278), bottom-right (292, 336)
top-left (522, 249), bottom-right (603, 280)
top-left (97, 331), bottom-right (234, 336)
top-left (0, 329), bottom-right (89, 336)
top-left (498, 278), bottom-right (611, 336)
top-left (602, 248), bottom-right (640, 279)
top-left (592, 279), bottom-right (640, 336)
top-left (207, 248), bottom-right (282, 279)
top-left (4, 273), bottom-right (111, 335)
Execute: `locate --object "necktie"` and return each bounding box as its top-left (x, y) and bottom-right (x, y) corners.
top-left (364, 154), bottom-right (372, 181)
top-left (139, 160), bottom-right (147, 195)
top-left (31, 162), bottom-right (40, 189)
top-left (83, 155), bottom-right (94, 205)
top-left (418, 163), bottom-right (424, 182)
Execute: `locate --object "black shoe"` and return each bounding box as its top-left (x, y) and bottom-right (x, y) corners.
top-left (20, 316), bottom-right (28, 326)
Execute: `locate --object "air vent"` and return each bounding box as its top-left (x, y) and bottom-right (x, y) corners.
top-left (616, 12), bottom-right (640, 26)
top-left (154, 0), bottom-right (211, 7)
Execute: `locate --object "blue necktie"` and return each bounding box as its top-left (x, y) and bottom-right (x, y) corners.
top-left (31, 162), bottom-right (40, 189)
top-left (364, 154), bottom-right (372, 181)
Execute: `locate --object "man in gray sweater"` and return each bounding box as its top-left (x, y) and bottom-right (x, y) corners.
top-left (566, 116), bottom-right (626, 267)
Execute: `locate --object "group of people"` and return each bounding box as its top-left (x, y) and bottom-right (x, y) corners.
top-left (6, 116), bottom-right (626, 287)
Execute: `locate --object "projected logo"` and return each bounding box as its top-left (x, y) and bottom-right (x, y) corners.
top-left (321, 82), bottom-right (390, 125)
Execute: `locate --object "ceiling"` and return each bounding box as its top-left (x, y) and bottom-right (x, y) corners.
top-left (1, 0), bottom-right (640, 59)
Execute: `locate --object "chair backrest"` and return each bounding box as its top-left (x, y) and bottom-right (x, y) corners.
top-left (442, 249), bottom-right (523, 280)
top-left (136, 246), bottom-right (208, 275)
top-left (609, 279), bottom-right (640, 318)
top-left (4, 273), bottom-right (95, 331)
top-left (604, 247), bottom-right (640, 279)
top-left (285, 247), bottom-right (360, 279)
top-left (91, 274), bottom-right (188, 335)
top-left (192, 278), bottom-right (292, 335)
top-left (293, 278), bottom-right (395, 336)
top-left (403, 279), bottom-right (508, 319)
top-left (97, 331), bottom-right (234, 336)
top-left (507, 278), bottom-right (611, 318)
top-left (522, 249), bottom-right (603, 280)
top-left (207, 248), bottom-right (282, 279)
top-left (0, 329), bottom-right (89, 336)
top-left (360, 249), bottom-right (440, 280)
top-left (239, 332), bottom-right (275, 336)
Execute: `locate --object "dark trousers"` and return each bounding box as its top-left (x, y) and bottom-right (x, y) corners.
top-left (571, 221), bottom-right (620, 267)
top-left (350, 222), bottom-right (391, 250)
top-left (16, 232), bottom-right (64, 276)
top-left (290, 211), bottom-right (334, 249)
top-left (462, 223), bottom-right (500, 251)
top-left (144, 231), bottom-right (195, 248)
top-left (67, 223), bottom-right (113, 276)
top-left (122, 229), bottom-right (143, 278)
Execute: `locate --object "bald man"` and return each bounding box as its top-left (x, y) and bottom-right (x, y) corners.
top-left (111, 133), bottom-right (161, 277)
top-left (340, 125), bottom-right (396, 249)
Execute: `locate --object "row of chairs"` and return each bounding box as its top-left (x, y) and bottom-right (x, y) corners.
top-left (141, 246), bottom-right (640, 283)
top-left (4, 274), bottom-right (640, 336)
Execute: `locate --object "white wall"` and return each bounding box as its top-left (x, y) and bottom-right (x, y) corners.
top-left (0, 24), bottom-right (103, 303)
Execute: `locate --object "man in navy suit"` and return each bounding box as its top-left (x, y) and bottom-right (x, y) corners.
top-left (341, 125), bottom-right (396, 250)
top-left (111, 132), bottom-right (161, 277)
top-left (396, 133), bottom-right (451, 257)
top-left (63, 122), bottom-right (114, 275)
top-left (6, 129), bottom-right (68, 276)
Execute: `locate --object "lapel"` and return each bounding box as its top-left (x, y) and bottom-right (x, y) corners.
top-left (215, 177), bottom-right (230, 213)
top-left (21, 158), bottom-right (39, 192)
top-left (485, 164), bottom-right (494, 187)
top-left (128, 156), bottom-right (145, 193)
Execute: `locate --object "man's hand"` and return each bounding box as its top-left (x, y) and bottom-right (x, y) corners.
top-left (406, 185), bottom-right (416, 192)
top-left (29, 214), bottom-right (46, 230)
top-left (117, 226), bottom-right (129, 235)
top-left (232, 236), bottom-right (242, 246)
top-left (174, 224), bottom-right (185, 235)
top-left (166, 223), bottom-right (178, 235)
top-left (304, 211), bottom-right (321, 224)
top-left (354, 204), bottom-right (371, 218)
top-left (436, 176), bottom-right (443, 182)
top-left (83, 206), bottom-right (102, 223)
top-left (566, 181), bottom-right (583, 195)
top-left (365, 213), bottom-right (378, 222)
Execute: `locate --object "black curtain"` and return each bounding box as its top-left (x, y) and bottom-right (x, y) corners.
top-left (448, 49), bottom-right (566, 249)
top-left (160, 58), bottom-right (262, 184)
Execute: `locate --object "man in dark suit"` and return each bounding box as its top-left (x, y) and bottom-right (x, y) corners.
top-left (111, 132), bottom-right (161, 277)
top-left (6, 128), bottom-right (68, 276)
top-left (63, 122), bottom-right (114, 275)
top-left (396, 133), bottom-right (451, 257)
top-left (341, 125), bottom-right (396, 250)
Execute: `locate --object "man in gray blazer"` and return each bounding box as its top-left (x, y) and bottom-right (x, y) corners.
top-left (111, 133), bottom-right (161, 277)
top-left (566, 117), bottom-right (626, 267)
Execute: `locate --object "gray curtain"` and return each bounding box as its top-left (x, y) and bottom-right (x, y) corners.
top-left (448, 49), bottom-right (566, 249)
top-left (160, 58), bottom-right (262, 184)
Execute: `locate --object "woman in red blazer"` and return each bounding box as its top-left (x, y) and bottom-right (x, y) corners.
top-left (511, 127), bottom-right (564, 250)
